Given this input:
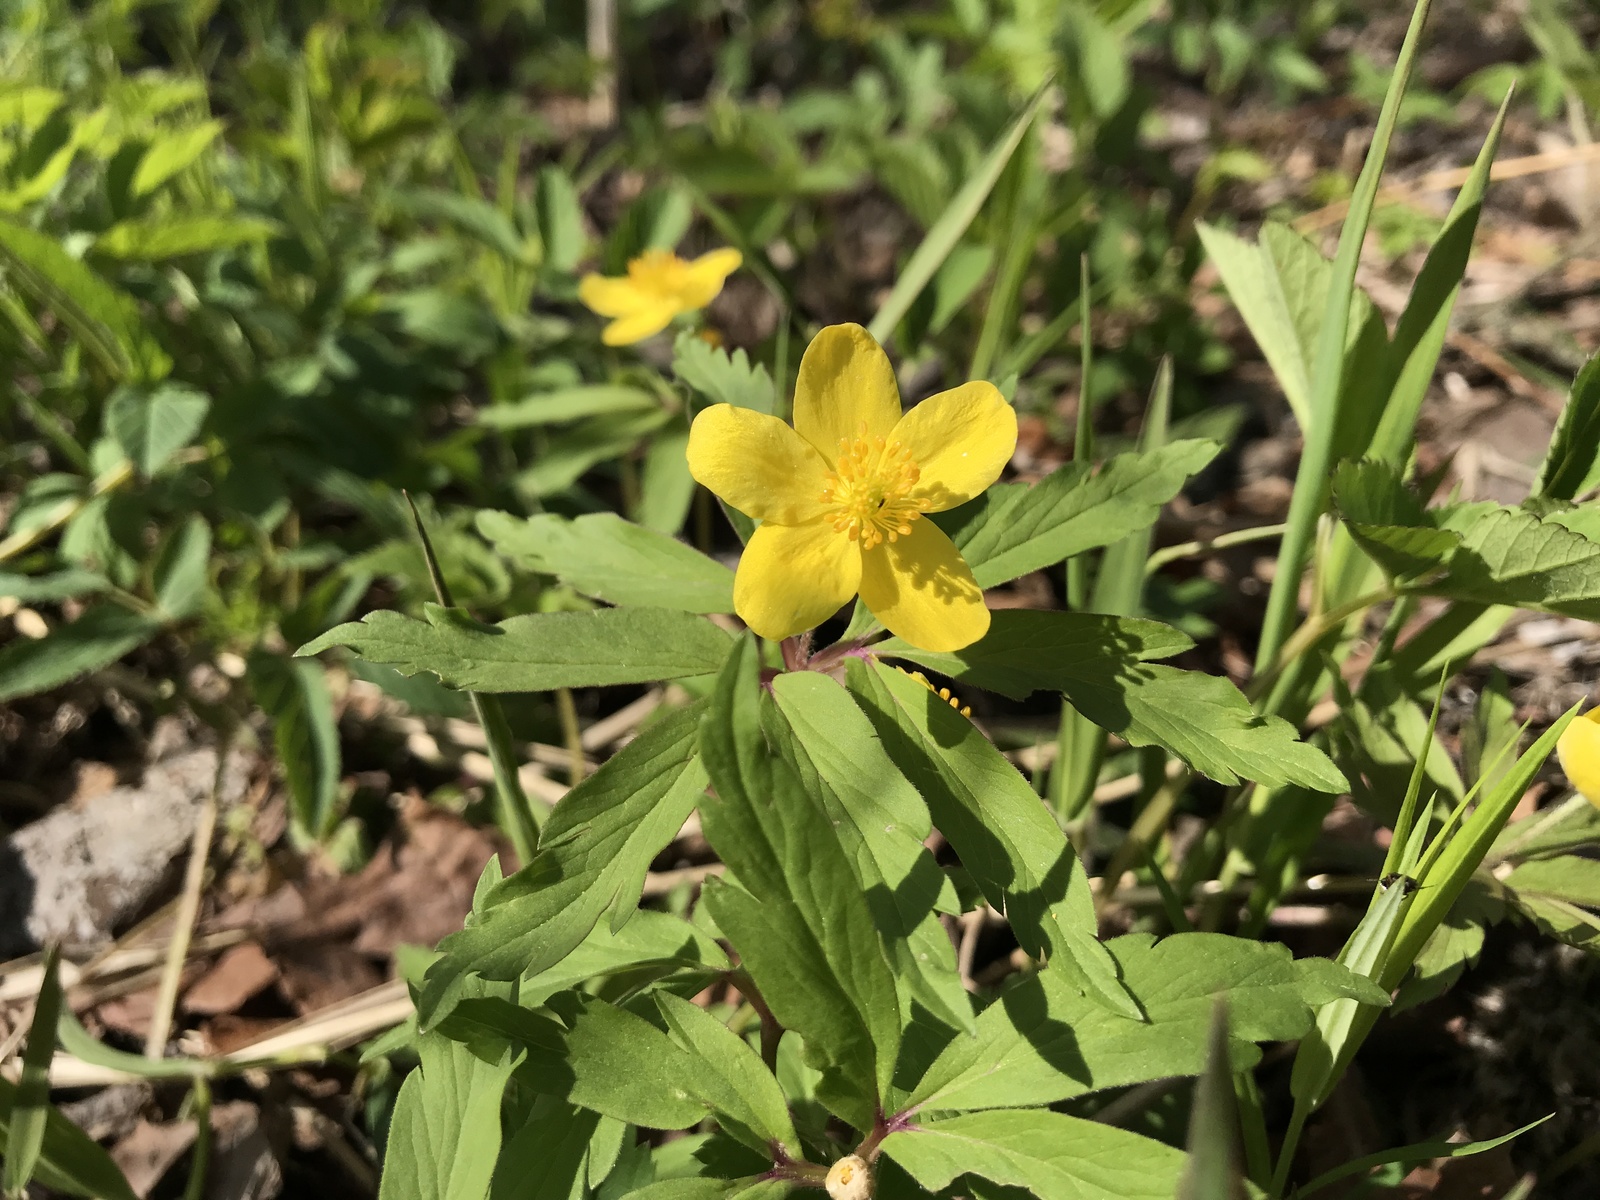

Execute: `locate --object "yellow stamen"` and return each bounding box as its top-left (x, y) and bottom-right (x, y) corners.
top-left (819, 422), bottom-right (929, 550)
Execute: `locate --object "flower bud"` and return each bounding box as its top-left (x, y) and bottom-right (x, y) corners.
top-left (825, 1155), bottom-right (872, 1200)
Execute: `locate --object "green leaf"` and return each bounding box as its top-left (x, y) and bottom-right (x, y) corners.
top-left (477, 511), bottom-right (734, 614)
top-left (105, 383), bottom-right (210, 476)
top-left (0, 219), bottom-right (170, 380)
top-left (672, 333), bottom-right (776, 415)
top-left (441, 994), bottom-right (715, 1130)
top-left (1536, 352), bottom-right (1600, 501)
top-left (131, 120), bottom-right (223, 196)
top-left (0, 604), bottom-right (161, 704)
top-left (947, 441), bottom-right (1219, 589)
top-left (1295, 1116), bottom-right (1551, 1197)
top-left (517, 410), bottom-right (673, 496)
top-left (1505, 855), bottom-right (1600, 907)
top-left (655, 992), bottom-right (802, 1157)
top-left (1431, 507), bottom-right (1600, 619)
top-left (248, 652), bottom-right (343, 843)
top-left (298, 604), bottom-right (733, 692)
top-left (902, 932), bottom-right (1383, 1113)
top-left (769, 673), bottom-right (971, 1036)
top-left (419, 704), bottom-right (707, 1026)
top-left (881, 1109), bottom-right (1185, 1200)
top-left (1195, 222), bottom-right (1380, 429)
top-left (492, 1099), bottom-right (598, 1200)
top-left (877, 610), bottom-right (1193, 700)
top-left (1369, 95), bottom-right (1509, 465)
top-left (477, 386), bottom-right (660, 429)
top-left (0, 568), bottom-right (107, 602)
top-left (520, 910), bottom-right (729, 1009)
top-left (699, 637), bottom-right (900, 1125)
top-left (4, 945), bottom-right (64, 1197)
top-left (1176, 1003), bottom-right (1248, 1200)
top-left (152, 514), bottom-right (211, 620)
top-left (0, 1075), bottom-right (135, 1200)
top-left (394, 187), bottom-right (531, 263)
top-left (848, 659), bottom-right (1138, 1019)
top-left (883, 618), bottom-right (1342, 790)
top-left (377, 1032), bottom-right (519, 1200)
top-left (868, 83), bottom-right (1049, 345)
top-left (93, 214), bottom-right (280, 260)
top-left (537, 166), bottom-right (586, 273)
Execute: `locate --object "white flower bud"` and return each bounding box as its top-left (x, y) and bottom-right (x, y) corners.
top-left (825, 1155), bottom-right (872, 1200)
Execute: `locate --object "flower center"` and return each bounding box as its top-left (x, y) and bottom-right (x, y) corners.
top-left (819, 425), bottom-right (929, 550)
top-left (626, 249), bottom-right (689, 299)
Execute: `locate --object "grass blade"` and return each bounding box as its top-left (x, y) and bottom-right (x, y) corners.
top-left (867, 83), bottom-right (1051, 348)
top-left (1254, 0), bottom-right (1435, 673)
top-left (4, 944), bottom-right (63, 1197)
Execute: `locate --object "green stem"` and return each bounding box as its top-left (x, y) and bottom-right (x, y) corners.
top-left (1144, 523), bottom-right (1286, 575)
top-left (183, 1077), bottom-right (212, 1200)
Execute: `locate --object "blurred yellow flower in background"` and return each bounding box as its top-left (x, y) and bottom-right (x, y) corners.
top-left (687, 322), bottom-right (1016, 652)
top-left (1557, 706), bottom-right (1600, 809)
top-left (578, 247), bottom-right (741, 345)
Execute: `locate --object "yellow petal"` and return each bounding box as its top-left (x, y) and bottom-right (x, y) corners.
top-left (578, 274), bottom-right (645, 318)
top-left (893, 381), bottom-right (1017, 513)
top-left (1558, 708), bottom-right (1600, 809)
top-left (601, 302), bottom-right (679, 346)
top-left (792, 323), bottom-right (902, 458)
top-left (858, 519), bottom-right (989, 652)
top-left (686, 403), bottom-right (831, 524)
top-left (734, 518), bottom-right (861, 641)
top-left (676, 247), bottom-right (742, 309)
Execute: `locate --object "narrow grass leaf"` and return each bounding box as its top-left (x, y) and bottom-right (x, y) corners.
top-left (867, 83), bottom-right (1050, 346)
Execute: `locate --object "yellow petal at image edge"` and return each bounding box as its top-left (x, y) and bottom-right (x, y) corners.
top-left (577, 274), bottom-right (644, 317)
top-left (678, 248), bottom-right (743, 309)
top-left (1557, 708), bottom-right (1600, 808)
top-left (686, 404), bottom-right (833, 525)
top-left (792, 323), bottom-right (903, 456)
top-left (734, 519), bottom-right (862, 642)
top-left (893, 380), bottom-right (1017, 513)
top-left (601, 302), bottom-right (680, 346)
top-left (858, 519), bottom-right (989, 653)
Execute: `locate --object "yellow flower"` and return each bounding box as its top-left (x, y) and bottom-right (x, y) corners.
top-left (686, 323), bottom-right (1017, 652)
top-left (1557, 707), bottom-right (1600, 809)
top-left (578, 247), bottom-right (742, 346)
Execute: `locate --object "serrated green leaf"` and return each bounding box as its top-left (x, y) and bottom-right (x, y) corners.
top-left (848, 659), bottom-right (1139, 1020)
top-left (152, 514), bottom-right (210, 620)
top-left (699, 638), bottom-right (900, 1126)
top-left (1505, 855), bottom-right (1600, 907)
top-left (492, 1098), bottom-right (598, 1200)
top-left (881, 1109), bottom-right (1185, 1200)
top-left (0, 604), bottom-right (161, 704)
top-left (1536, 352), bottom-right (1600, 501)
top-left (0, 219), bottom-right (170, 380)
top-left (105, 382), bottom-right (209, 476)
top-left (394, 187), bottom-right (531, 263)
top-left (672, 333), bottom-right (776, 415)
top-left (878, 610), bottom-right (1192, 700)
top-left (519, 910), bottom-right (728, 1010)
top-left (377, 1032), bottom-right (519, 1200)
top-left (903, 932), bottom-right (1383, 1113)
top-left (298, 604), bottom-right (733, 692)
top-left (93, 214), bottom-right (280, 260)
top-left (0, 569), bottom-right (107, 602)
top-left (477, 511), bottom-right (734, 614)
top-left (131, 120), bottom-right (223, 196)
top-left (945, 440), bottom-right (1218, 589)
top-left (419, 704), bottom-right (707, 1027)
top-left (769, 672), bottom-right (971, 1036)
top-left (655, 992), bottom-right (801, 1157)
